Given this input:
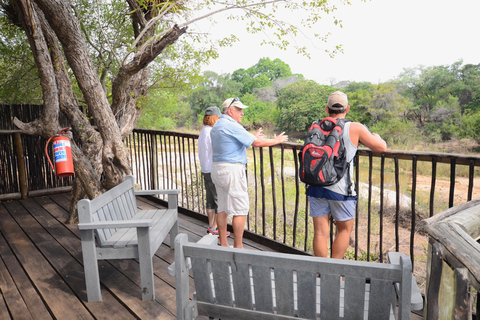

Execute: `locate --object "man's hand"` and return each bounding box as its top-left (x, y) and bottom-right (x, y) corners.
top-left (251, 130), bottom-right (288, 148)
top-left (255, 128), bottom-right (265, 139)
top-left (274, 132), bottom-right (288, 143)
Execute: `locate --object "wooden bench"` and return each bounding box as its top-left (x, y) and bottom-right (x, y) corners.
top-left (77, 175), bottom-right (180, 302)
top-left (171, 233), bottom-right (423, 320)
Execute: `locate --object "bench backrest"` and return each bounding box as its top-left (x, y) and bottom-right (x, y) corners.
top-left (175, 234), bottom-right (413, 320)
top-left (78, 176), bottom-right (137, 246)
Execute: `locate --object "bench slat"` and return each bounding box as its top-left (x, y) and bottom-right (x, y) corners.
top-left (343, 276), bottom-right (367, 319)
top-left (87, 179), bottom-right (134, 213)
top-left (102, 209), bottom-right (174, 248)
top-left (94, 207), bottom-right (112, 244)
top-left (231, 262), bottom-right (253, 310)
top-left (274, 268), bottom-right (294, 316)
top-left (319, 273), bottom-right (341, 319)
top-left (191, 257), bottom-right (214, 304)
top-left (105, 209), bottom-right (158, 247)
top-left (297, 270), bottom-right (317, 319)
top-left (252, 265), bottom-right (273, 313)
top-left (368, 279), bottom-right (395, 319)
top-left (149, 209), bottom-right (178, 250)
top-left (212, 260), bottom-right (233, 307)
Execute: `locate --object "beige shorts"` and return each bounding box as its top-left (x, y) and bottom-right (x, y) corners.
top-left (211, 162), bottom-right (249, 216)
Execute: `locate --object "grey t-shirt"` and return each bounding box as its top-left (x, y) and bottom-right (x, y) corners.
top-left (324, 121), bottom-right (358, 196)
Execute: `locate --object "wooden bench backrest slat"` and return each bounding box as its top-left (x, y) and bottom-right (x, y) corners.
top-left (319, 273), bottom-right (341, 318)
top-left (87, 179), bottom-right (135, 213)
top-left (368, 279), bottom-right (396, 318)
top-left (343, 276), bottom-right (368, 319)
top-left (231, 263), bottom-right (253, 310)
top-left (274, 268), bottom-right (295, 316)
top-left (296, 271), bottom-right (317, 319)
top-left (251, 265), bottom-right (273, 312)
top-left (191, 257), bottom-right (214, 304)
top-left (211, 261), bottom-right (233, 306)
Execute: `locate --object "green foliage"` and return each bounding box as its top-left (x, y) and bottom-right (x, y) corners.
top-left (370, 119), bottom-right (417, 146)
top-left (451, 62), bottom-right (480, 113)
top-left (344, 82), bottom-right (375, 93)
top-left (276, 80), bottom-right (334, 132)
top-left (344, 249), bottom-right (378, 262)
top-left (396, 64), bottom-right (458, 126)
top-left (137, 89), bottom-right (185, 130)
top-left (233, 57), bottom-right (293, 95)
top-left (240, 93), bottom-right (276, 125)
top-left (460, 111), bottom-right (480, 143)
top-left (0, 13), bottom-right (42, 103)
top-left (188, 71), bottom-right (242, 117)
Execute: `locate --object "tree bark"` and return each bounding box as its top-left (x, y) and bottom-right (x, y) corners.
top-left (11, 0), bottom-right (188, 221)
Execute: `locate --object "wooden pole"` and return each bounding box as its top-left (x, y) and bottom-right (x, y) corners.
top-left (14, 132), bottom-right (28, 199)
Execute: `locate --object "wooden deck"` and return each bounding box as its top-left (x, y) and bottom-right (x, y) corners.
top-left (0, 193), bottom-right (423, 319)
top-left (0, 193), bottom-right (277, 319)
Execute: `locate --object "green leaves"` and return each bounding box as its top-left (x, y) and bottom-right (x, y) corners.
top-left (276, 80), bottom-right (334, 132)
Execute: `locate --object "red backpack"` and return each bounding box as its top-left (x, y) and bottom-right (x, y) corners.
top-left (299, 117), bottom-right (352, 188)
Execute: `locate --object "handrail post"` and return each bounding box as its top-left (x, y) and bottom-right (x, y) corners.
top-left (14, 132), bottom-right (28, 199)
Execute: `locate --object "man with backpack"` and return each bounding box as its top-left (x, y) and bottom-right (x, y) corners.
top-left (306, 91), bottom-right (387, 259)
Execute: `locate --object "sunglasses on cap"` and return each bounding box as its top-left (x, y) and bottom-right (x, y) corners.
top-left (228, 97), bottom-right (240, 108)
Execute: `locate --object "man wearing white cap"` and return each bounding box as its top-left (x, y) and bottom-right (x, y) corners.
top-left (308, 91), bottom-right (387, 259)
top-left (210, 97), bottom-right (288, 248)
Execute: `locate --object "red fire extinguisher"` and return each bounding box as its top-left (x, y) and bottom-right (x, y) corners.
top-left (45, 128), bottom-right (74, 177)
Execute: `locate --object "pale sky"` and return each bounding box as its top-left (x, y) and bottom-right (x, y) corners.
top-left (194, 0), bottom-right (480, 85)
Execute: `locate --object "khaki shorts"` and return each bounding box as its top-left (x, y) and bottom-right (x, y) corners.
top-left (211, 162), bottom-right (249, 216)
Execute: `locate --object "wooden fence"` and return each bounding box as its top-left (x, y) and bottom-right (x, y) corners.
top-left (127, 130), bottom-right (480, 269)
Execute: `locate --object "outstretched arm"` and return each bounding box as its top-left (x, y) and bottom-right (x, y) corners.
top-left (251, 128), bottom-right (288, 147)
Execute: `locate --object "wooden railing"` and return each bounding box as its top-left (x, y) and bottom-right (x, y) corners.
top-left (127, 129), bottom-right (480, 273)
top-left (2, 128), bottom-right (480, 273)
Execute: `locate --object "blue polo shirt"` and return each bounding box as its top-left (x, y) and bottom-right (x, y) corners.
top-left (210, 114), bottom-right (256, 165)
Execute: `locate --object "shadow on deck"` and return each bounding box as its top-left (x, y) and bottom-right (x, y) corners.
top-left (0, 193), bottom-right (423, 319)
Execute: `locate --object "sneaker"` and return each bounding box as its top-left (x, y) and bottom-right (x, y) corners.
top-left (207, 227), bottom-right (230, 236)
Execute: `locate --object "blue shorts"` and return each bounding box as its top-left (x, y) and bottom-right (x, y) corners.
top-left (307, 186), bottom-right (357, 221)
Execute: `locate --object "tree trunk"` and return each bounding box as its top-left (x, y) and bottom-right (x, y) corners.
top-left (11, 0), bottom-right (187, 222)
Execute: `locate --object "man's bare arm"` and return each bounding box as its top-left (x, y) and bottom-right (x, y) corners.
top-left (351, 123), bottom-right (387, 152)
top-left (251, 128), bottom-right (288, 147)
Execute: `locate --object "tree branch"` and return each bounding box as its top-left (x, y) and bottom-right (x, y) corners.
top-left (13, 0), bottom-right (59, 137)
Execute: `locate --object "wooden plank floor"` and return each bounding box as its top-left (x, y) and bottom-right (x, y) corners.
top-left (0, 193), bottom-right (276, 319)
top-left (0, 193), bottom-right (423, 319)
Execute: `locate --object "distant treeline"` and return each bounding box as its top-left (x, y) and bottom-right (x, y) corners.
top-left (138, 58), bottom-right (480, 147)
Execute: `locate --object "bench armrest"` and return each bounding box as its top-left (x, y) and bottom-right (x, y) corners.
top-left (134, 189), bottom-right (180, 196)
top-left (77, 219), bottom-right (153, 230)
top-left (388, 252), bottom-right (424, 311)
